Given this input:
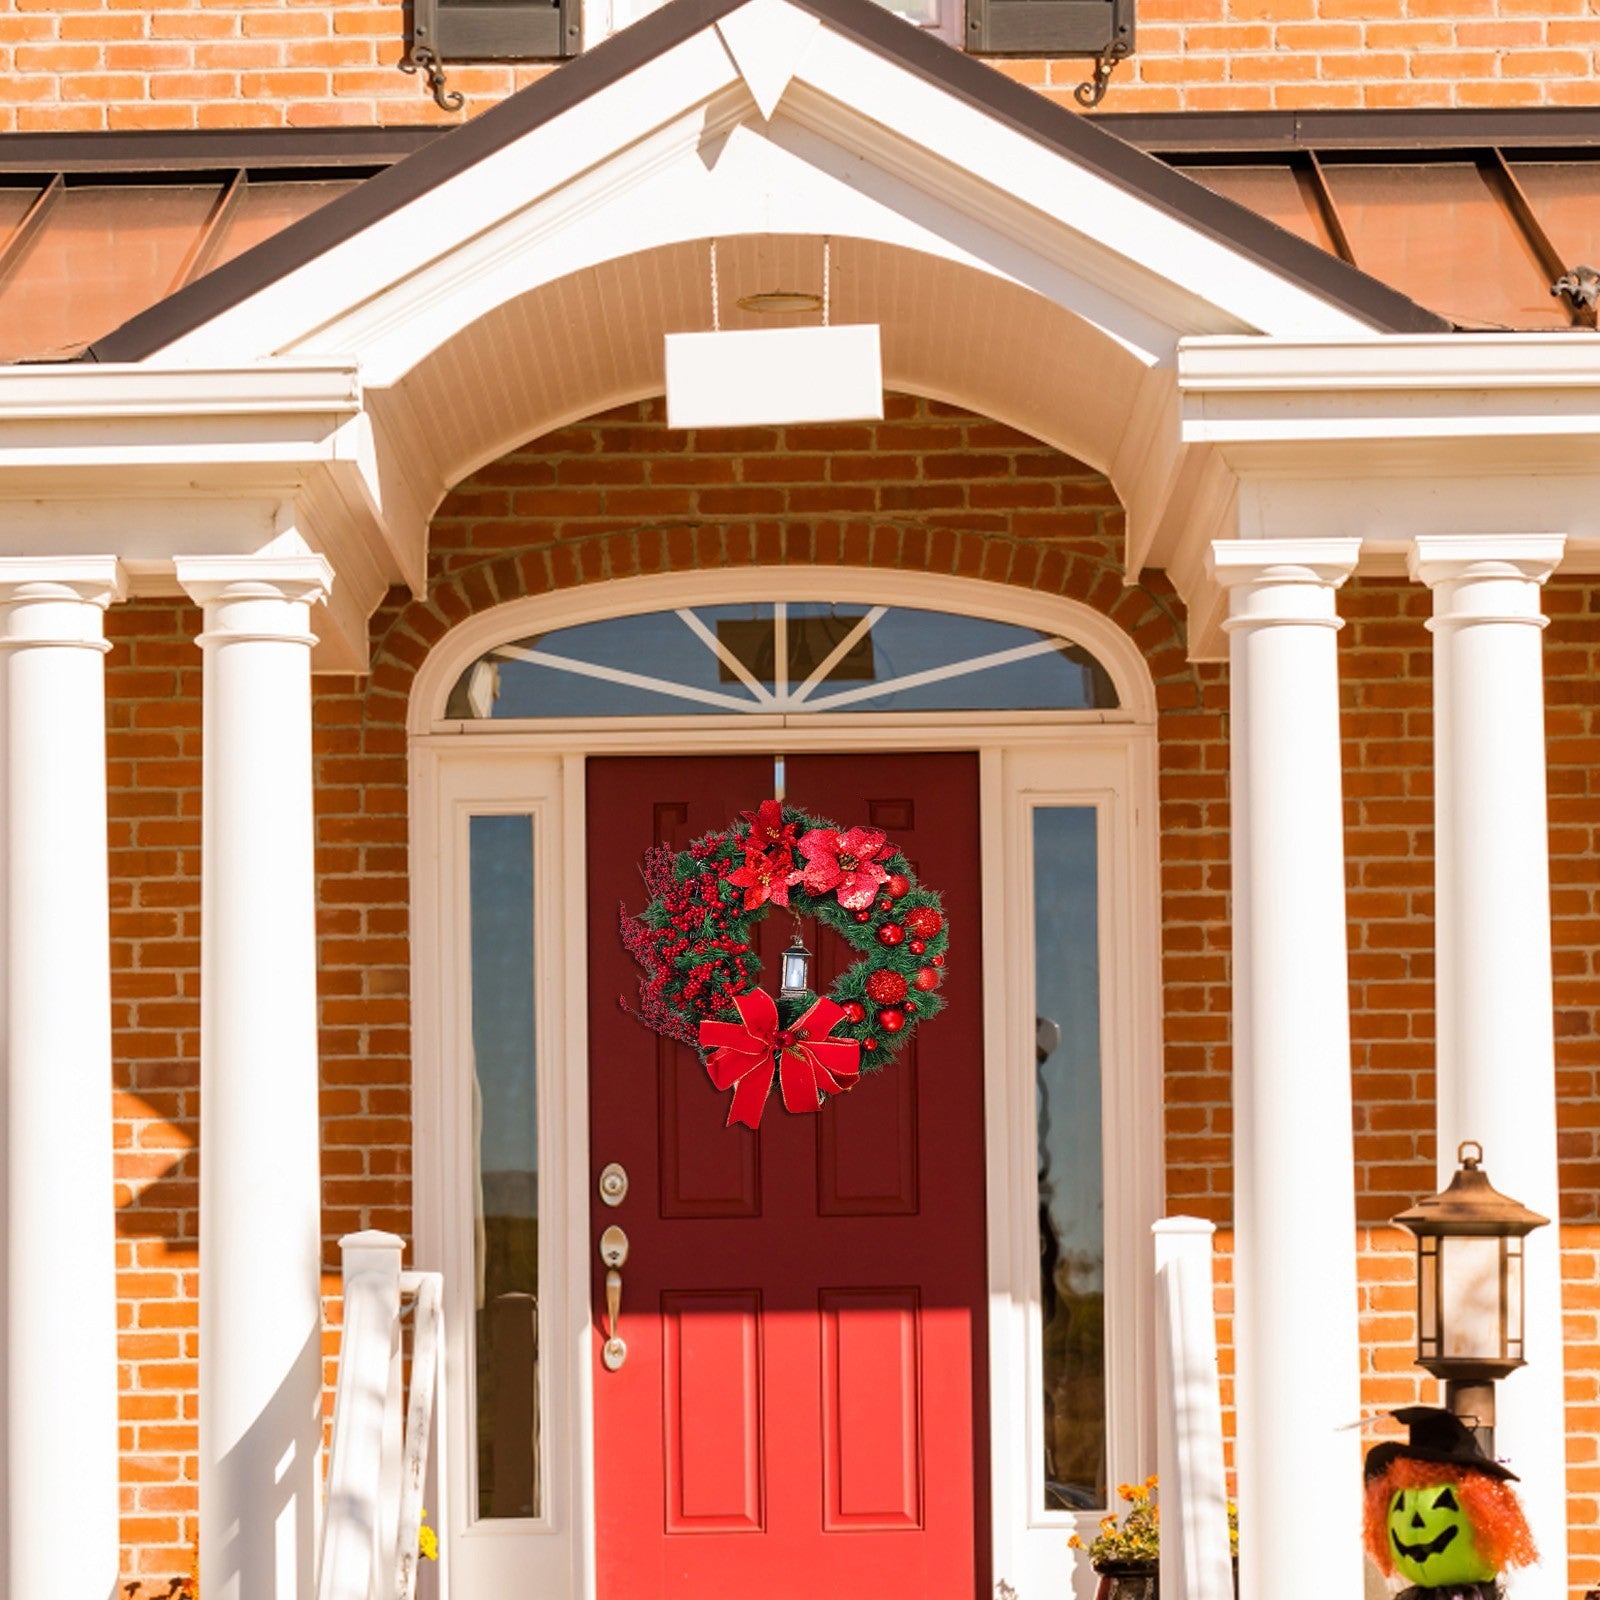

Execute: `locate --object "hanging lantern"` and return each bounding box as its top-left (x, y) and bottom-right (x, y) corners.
top-left (1392, 1140), bottom-right (1548, 1444)
top-left (778, 936), bottom-right (812, 1000)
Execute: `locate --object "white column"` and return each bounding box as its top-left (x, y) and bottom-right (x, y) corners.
top-left (1209, 539), bottom-right (1364, 1600)
top-left (1409, 535), bottom-right (1568, 1595)
top-left (176, 555), bottom-right (333, 1600)
top-left (0, 558), bottom-right (126, 1600)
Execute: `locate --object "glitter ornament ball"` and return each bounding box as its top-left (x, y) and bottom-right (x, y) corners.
top-left (913, 966), bottom-right (940, 992)
top-left (877, 923), bottom-right (906, 947)
top-left (866, 970), bottom-right (909, 1005)
top-left (886, 874), bottom-right (911, 899)
top-left (878, 1008), bottom-right (906, 1034)
top-left (905, 906), bottom-right (944, 939)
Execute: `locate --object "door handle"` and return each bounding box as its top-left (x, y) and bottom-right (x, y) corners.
top-left (599, 1224), bottom-right (629, 1371)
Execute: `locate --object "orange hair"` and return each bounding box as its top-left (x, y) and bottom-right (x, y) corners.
top-left (1363, 1458), bottom-right (1537, 1578)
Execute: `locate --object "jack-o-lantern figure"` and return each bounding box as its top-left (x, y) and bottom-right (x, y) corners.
top-left (1363, 1408), bottom-right (1537, 1599)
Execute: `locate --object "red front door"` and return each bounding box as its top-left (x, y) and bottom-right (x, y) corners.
top-left (587, 753), bottom-right (990, 1599)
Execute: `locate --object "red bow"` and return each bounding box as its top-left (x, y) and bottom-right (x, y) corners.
top-left (698, 988), bottom-right (861, 1129)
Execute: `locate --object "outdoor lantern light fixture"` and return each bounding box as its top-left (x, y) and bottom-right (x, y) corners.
top-left (1393, 1140), bottom-right (1549, 1450)
top-left (778, 935), bottom-right (812, 1000)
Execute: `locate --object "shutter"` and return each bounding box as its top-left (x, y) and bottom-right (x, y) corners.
top-left (412, 0), bottom-right (577, 65)
top-left (965, 0), bottom-right (1132, 58)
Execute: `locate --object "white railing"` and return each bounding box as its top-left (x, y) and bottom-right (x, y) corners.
top-left (1153, 1216), bottom-right (1233, 1600)
top-left (319, 1231), bottom-right (445, 1600)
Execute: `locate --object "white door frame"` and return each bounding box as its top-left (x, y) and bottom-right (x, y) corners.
top-left (408, 569), bottom-right (1165, 1600)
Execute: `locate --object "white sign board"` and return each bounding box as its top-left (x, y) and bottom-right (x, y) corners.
top-left (664, 324), bottom-right (884, 430)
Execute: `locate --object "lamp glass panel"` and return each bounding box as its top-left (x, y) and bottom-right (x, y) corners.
top-left (1505, 1240), bottom-right (1523, 1347)
top-left (1419, 1238), bottom-right (1438, 1351)
top-left (469, 813), bottom-right (541, 1520)
top-left (1440, 1234), bottom-right (1504, 1361)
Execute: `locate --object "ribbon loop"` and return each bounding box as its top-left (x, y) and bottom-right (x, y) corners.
top-left (698, 989), bottom-right (861, 1128)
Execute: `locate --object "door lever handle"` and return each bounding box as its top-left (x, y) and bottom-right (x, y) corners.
top-left (599, 1225), bottom-right (629, 1371)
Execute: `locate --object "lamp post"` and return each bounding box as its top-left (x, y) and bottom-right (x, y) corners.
top-left (1392, 1140), bottom-right (1549, 1455)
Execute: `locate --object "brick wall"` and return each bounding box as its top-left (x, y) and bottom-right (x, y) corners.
top-left (108, 397), bottom-right (1600, 1594)
top-left (3, 0), bottom-right (1596, 134)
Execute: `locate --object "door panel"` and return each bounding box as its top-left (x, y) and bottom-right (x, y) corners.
top-left (587, 753), bottom-right (988, 1599)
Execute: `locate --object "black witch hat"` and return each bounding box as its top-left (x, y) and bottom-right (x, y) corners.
top-left (1364, 1406), bottom-right (1517, 1483)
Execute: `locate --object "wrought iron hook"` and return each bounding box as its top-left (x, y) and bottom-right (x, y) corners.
top-left (402, 43), bottom-right (465, 113)
top-left (1074, 38), bottom-right (1130, 108)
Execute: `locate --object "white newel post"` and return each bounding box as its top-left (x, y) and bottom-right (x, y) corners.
top-left (1409, 535), bottom-right (1568, 1595)
top-left (1209, 539), bottom-right (1364, 1600)
top-left (0, 558), bottom-right (126, 1600)
top-left (177, 555), bottom-right (333, 1600)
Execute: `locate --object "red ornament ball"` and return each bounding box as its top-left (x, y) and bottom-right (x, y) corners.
top-left (886, 874), bottom-right (911, 899)
top-left (877, 897), bottom-right (894, 913)
top-left (854, 910), bottom-right (872, 924)
top-left (904, 906), bottom-right (943, 939)
top-left (903, 1000), bottom-right (918, 1014)
top-left (877, 1008), bottom-right (906, 1034)
top-left (913, 966), bottom-right (940, 992)
top-left (876, 923), bottom-right (906, 947)
top-left (909, 939), bottom-right (926, 955)
top-left (931, 953), bottom-right (945, 968)
top-left (866, 970), bottom-right (909, 1005)
top-left (864, 1037), bottom-right (878, 1051)
top-left (842, 1001), bottom-right (867, 1023)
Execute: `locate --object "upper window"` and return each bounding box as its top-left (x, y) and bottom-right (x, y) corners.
top-left (444, 601), bottom-right (1120, 721)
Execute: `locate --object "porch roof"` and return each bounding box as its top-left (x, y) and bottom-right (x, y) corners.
top-left (10, 0), bottom-right (1468, 367)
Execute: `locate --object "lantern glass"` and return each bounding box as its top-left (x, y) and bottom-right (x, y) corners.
top-left (1506, 1241), bottom-right (1524, 1349)
top-left (779, 941), bottom-right (811, 997)
top-left (1419, 1238), bottom-right (1438, 1351)
top-left (1440, 1234), bottom-right (1504, 1362)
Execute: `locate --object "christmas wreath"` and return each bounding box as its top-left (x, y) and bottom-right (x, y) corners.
top-left (620, 800), bottom-right (949, 1128)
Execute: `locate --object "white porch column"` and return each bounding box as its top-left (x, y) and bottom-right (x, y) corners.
top-left (1209, 538), bottom-right (1364, 1600)
top-left (176, 555), bottom-right (333, 1600)
top-left (1408, 535), bottom-right (1568, 1595)
top-left (0, 558), bottom-right (126, 1600)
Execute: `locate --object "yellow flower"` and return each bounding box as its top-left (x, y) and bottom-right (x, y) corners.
top-left (1068, 1534), bottom-right (1084, 1550)
top-left (1116, 1482), bottom-right (1137, 1501)
top-left (1144, 1474), bottom-right (1159, 1490)
top-left (418, 1509), bottom-right (440, 1563)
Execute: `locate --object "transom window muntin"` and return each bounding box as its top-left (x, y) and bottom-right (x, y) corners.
top-left (445, 600), bottom-right (1120, 722)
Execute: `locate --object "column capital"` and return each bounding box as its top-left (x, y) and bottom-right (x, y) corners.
top-left (1408, 534), bottom-right (1566, 599)
top-left (175, 555), bottom-right (333, 649)
top-left (1410, 536), bottom-right (1565, 632)
top-left (0, 557), bottom-right (127, 650)
top-left (174, 554), bottom-right (333, 612)
top-left (1208, 539), bottom-right (1361, 631)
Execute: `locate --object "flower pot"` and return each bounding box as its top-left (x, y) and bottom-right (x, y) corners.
top-left (1091, 1562), bottom-right (1240, 1599)
top-left (1093, 1563), bottom-right (1157, 1600)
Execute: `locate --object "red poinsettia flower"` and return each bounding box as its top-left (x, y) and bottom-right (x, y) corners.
top-left (728, 843), bottom-right (802, 911)
top-left (741, 798), bottom-right (798, 855)
top-left (797, 825), bottom-right (892, 910)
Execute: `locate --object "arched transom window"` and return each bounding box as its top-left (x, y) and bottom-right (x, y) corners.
top-left (444, 601), bottom-right (1120, 720)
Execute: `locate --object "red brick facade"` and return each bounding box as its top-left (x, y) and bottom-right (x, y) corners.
top-left (6, 0), bottom-right (1599, 135)
top-left (109, 397), bottom-right (1600, 1594)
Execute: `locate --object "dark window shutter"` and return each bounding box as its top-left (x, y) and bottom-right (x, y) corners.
top-left (965, 0), bottom-right (1133, 57)
top-left (412, 0), bottom-right (577, 64)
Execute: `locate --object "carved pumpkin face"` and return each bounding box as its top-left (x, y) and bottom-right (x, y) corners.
top-left (1387, 1483), bottom-right (1495, 1588)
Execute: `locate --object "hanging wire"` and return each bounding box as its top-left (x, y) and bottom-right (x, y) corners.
top-left (709, 239), bottom-right (721, 333)
top-left (822, 237), bottom-right (831, 327)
